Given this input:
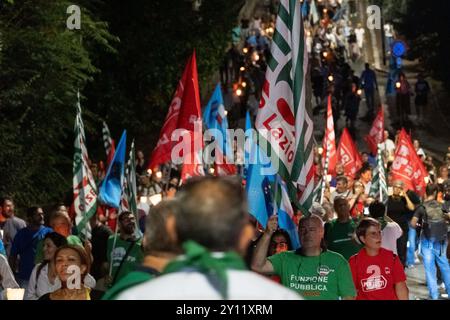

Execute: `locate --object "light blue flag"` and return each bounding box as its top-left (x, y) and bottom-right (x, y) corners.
top-left (244, 111), bottom-right (252, 177)
top-left (246, 138), bottom-right (276, 228)
top-left (203, 84), bottom-right (232, 159)
top-left (99, 130), bottom-right (127, 209)
top-left (277, 176), bottom-right (301, 250)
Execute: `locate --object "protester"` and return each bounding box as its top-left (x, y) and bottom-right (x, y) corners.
top-left (103, 200), bottom-right (181, 299)
top-left (368, 201), bottom-right (402, 255)
top-left (396, 72), bottom-right (412, 125)
top-left (89, 213), bottom-right (113, 281)
top-left (266, 229), bottom-right (293, 283)
top-left (105, 211), bottom-right (143, 287)
top-left (9, 207), bottom-right (52, 288)
top-left (414, 73), bottom-right (430, 120)
top-left (330, 176), bottom-right (352, 204)
top-left (324, 198), bottom-right (362, 260)
top-left (350, 218), bottom-right (409, 300)
top-left (0, 254), bottom-right (19, 299)
top-left (0, 197), bottom-right (26, 256)
top-left (386, 180), bottom-right (416, 267)
top-left (26, 232), bottom-right (96, 300)
top-left (118, 177), bottom-right (301, 300)
top-left (253, 214), bottom-right (356, 300)
top-left (411, 184), bottom-right (450, 300)
top-left (38, 245), bottom-right (102, 300)
top-left (360, 63), bottom-right (378, 120)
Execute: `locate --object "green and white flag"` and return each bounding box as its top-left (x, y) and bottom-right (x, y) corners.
top-left (73, 92), bottom-right (98, 238)
top-left (121, 139), bottom-right (142, 238)
top-left (255, 0), bottom-right (314, 213)
top-left (370, 144), bottom-right (389, 203)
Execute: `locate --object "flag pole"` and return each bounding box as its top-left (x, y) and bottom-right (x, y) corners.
top-left (109, 209), bottom-right (120, 278)
top-left (320, 142), bottom-right (331, 205)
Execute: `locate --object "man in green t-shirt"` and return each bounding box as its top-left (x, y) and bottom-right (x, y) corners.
top-left (252, 214), bottom-right (356, 300)
top-left (106, 211), bottom-right (144, 287)
top-left (324, 198), bottom-right (362, 260)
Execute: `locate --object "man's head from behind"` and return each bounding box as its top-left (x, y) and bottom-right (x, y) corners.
top-left (143, 200), bottom-right (182, 256)
top-left (368, 200), bottom-right (385, 219)
top-left (333, 198), bottom-right (350, 220)
top-left (174, 177), bottom-right (252, 255)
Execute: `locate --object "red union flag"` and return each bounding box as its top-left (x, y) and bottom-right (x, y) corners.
top-left (391, 129), bottom-right (427, 196)
top-left (323, 95), bottom-right (337, 175)
top-left (365, 106), bottom-right (384, 155)
top-left (180, 121), bottom-right (205, 183)
top-left (148, 52), bottom-right (201, 170)
top-left (337, 128), bottom-right (363, 178)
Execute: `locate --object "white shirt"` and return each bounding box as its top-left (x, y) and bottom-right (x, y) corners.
top-left (0, 254), bottom-right (19, 300)
top-left (381, 221), bottom-right (403, 255)
top-left (355, 28), bottom-right (365, 46)
top-left (117, 270), bottom-right (302, 300)
top-left (380, 139), bottom-right (396, 156)
top-left (26, 263), bottom-right (96, 300)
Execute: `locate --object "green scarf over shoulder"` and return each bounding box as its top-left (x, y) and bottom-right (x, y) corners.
top-left (163, 241), bottom-right (247, 299)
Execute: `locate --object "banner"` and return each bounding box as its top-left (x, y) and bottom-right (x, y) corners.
top-left (337, 128), bottom-right (363, 178)
top-left (365, 106), bottom-right (384, 155)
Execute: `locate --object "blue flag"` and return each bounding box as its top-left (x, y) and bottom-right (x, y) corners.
top-left (244, 111), bottom-right (253, 177)
top-left (99, 130), bottom-right (127, 209)
top-left (203, 84), bottom-right (232, 160)
top-left (246, 139), bottom-right (276, 228)
top-left (277, 176), bottom-right (300, 250)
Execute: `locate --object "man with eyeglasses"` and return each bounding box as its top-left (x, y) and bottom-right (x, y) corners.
top-left (105, 211), bottom-right (143, 287)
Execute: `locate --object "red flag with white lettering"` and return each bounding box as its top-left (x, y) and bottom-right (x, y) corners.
top-left (214, 149), bottom-right (237, 176)
top-left (148, 52), bottom-right (202, 171)
top-left (391, 129), bottom-right (428, 196)
top-left (337, 128), bottom-right (363, 178)
top-left (180, 121), bottom-right (205, 183)
top-left (323, 95), bottom-right (337, 175)
top-left (365, 106), bottom-right (384, 155)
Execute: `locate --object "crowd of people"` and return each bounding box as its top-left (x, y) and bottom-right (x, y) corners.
top-left (0, 0), bottom-right (449, 302)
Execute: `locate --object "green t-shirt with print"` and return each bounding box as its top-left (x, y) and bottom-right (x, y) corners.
top-left (268, 250), bottom-right (356, 300)
top-left (107, 236), bottom-right (144, 286)
top-left (325, 219), bottom-right (362, 260)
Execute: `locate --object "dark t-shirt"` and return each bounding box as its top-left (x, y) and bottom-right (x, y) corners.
top-left (91, 224), bottom-right (113, 280)
top-left (386, 196), bottom-right (410, 228)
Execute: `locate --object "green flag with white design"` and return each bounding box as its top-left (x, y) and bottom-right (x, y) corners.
top-left (370, 144), bottom-right (389, 203)
top-left (255, 0), bottom-right (314, 213)
top-left (73, 92), bottom-right (98, 238)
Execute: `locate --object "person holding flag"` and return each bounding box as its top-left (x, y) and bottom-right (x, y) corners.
top-left (252, 214), bottom-right (356, 300)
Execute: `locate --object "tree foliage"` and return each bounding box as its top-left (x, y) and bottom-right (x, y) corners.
top-left (0, 0), bottom-right (244, 210)
top-left (383, 0), bottom-right (450, 88)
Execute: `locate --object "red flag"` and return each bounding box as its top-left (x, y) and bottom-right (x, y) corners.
top-left (107, 140), bottom-right (115, 166)
top-left (148, 52), bottom-right (202, 170)
top-left (365, 106), bottom-right (384, 155)
top-left (180, 121), bottom-right (205, 183)
top-left (323, 95), bottom-right (337, 175)
top-left (214, 149), bottom-right (237, 176)
top-left (337, 128), bottom-right (363, 178)
top-left (391, 129), bottom-right (428, 196)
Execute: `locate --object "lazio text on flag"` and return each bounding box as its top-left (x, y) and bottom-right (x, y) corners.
top-left (255, 0), bottom-right (314, 212)
top-left (99, 130), bottom-right (127, 208)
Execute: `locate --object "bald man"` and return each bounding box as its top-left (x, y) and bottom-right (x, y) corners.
top-left (252, 214), bottom-right (356, 300)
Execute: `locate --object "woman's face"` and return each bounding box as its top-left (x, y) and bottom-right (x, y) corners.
top-left (43, 238), bottom-right (58, 261)
top-left (55, 248), bottom-right (86, 283)
top-left (361, 225), bottom-right (382, 250)
top-left (269, 234), bottom-right (289, 256)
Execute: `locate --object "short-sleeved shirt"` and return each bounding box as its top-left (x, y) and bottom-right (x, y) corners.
top-left (1, 216), bottom-right (26, 255)
top-left (268, 250), bottom-right (356, 300)
top-left (386, 197), bottom-right (410, 227)
top-left (10, 226), bottom-right (52, 280)
top-left (349, 248), bottom-right (406, 300)
top-left (107, 236), bottom-right (144, 285)
top-left (325, 219), bottom-right (362, 260)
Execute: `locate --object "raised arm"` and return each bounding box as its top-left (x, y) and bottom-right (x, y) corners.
top-left (251, 215), bottom-right (277, 275)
